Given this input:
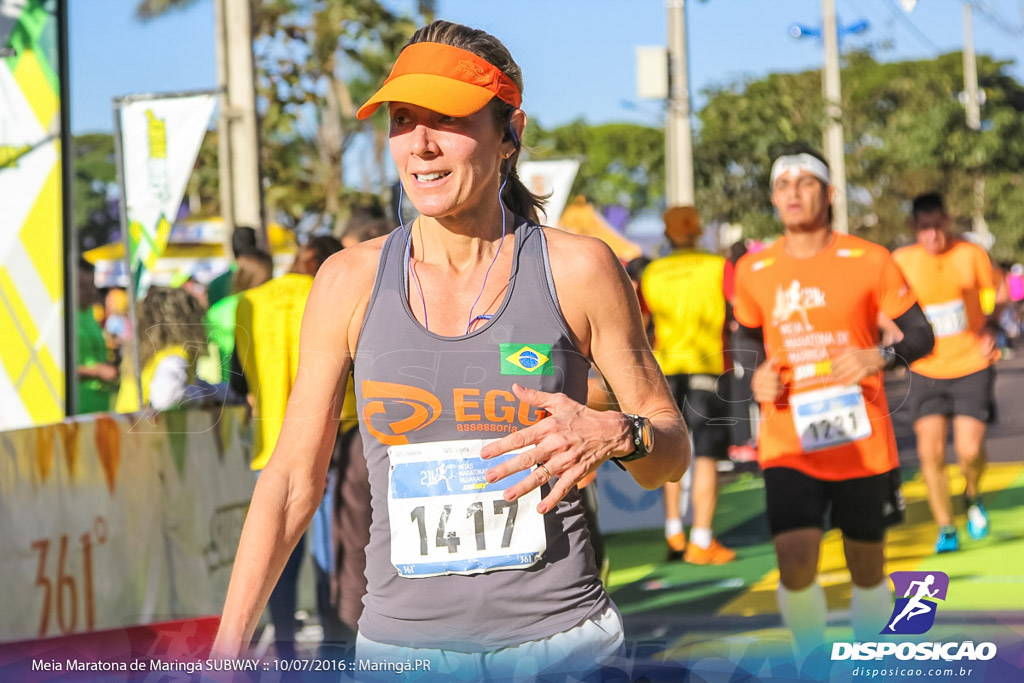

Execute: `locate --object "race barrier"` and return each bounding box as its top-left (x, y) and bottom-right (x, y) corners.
top-left (0, 407), bottom-right (256, 645)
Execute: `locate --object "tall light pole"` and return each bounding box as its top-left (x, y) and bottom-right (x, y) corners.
top-left (666, 0), bottom-right (695, 206)
top-left (822, 0), bottom-right (849, 233)
top-left (962, 1), bottom-right (988, 235)
top-left (214, 0), bottom-right (265, 242)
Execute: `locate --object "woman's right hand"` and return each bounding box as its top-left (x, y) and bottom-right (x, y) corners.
top-left (752, 359), bottom-right (784, 403)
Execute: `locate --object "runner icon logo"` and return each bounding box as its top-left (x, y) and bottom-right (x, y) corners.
top-left (883, 571), bottom-right (949, 635)
top-left (771, 279), bottom-right (826, 330)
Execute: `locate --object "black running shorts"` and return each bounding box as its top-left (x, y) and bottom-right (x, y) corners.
top-left (908, 366), bottom-right (996, 424)
top-left (666, 373), bottom-right (731, 459)
top-left (763, 467), bottom-right (904, 542)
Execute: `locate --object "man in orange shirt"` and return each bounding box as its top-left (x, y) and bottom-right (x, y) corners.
top-left (893, 193), bottom-right (1003, 553)
top-left (733, 147), bottom-right (935, 658)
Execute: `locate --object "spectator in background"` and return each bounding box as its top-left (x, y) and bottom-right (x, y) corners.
top-left (723, 241), bottom-right (758, 464)
top-left (1007, 263), bottom-right (1024, 304)
top-left (205, 249), bottom-right (274, 386)
top-left (341, 217), bottom-right (392, 249)
top-left (232, 236), bottom-right (342, 659)
top-left (76, 259), bottom-right (118, 414)
top-left (625, 256), bottom-right (654, 344)
top-left (893, 192), bottom-right (1004, 553)
top-left (1004, 263), bottom-right (1024, 349)
top-left (641, 207), bottom-right (736, 565)
top-left (208, 226), bottom-right (258, 307)
top-left (104, 287), bottom-right (131, 359)
top-left (170, 269), bottom-right (210, 311)
top-left (114, 287), bottom-right (217, 413)
top-left (296, 235), bottom-right (344, 276)
top-left (340, 203), bottom-right (390, 249)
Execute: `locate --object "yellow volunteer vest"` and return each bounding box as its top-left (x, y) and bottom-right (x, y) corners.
top-left (641, 249), bottom-right (727, 375)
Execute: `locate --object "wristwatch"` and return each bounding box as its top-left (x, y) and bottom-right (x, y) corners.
top-left (611, 413), bottom-right (654, 469)
top-left (879, 344), bottom-right (897, 370)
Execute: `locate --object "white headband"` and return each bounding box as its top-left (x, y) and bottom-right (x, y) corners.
top-left (770, 153), bottom-right (830, 189)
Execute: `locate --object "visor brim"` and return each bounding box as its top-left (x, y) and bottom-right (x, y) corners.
top-left (356, 74), bottom-right (497, 120)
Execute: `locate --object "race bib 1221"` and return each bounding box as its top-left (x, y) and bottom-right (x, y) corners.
top-left (790, 385), bottom-right (872, 452)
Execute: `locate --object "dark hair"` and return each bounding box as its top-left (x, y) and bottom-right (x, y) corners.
top-left (231, 226), bottom-right (258, 258)
top-left (305, 235), bottom-right (343, 271)
top-left (625, 256), bottom-right (652, 282)
top-left (343, 218), bottom-right (392, 244)
top-left (78, 256), bottom-right (96, 274)
top-left (727, 240), bottom-right (748, 264)
top-left (232, 249), bottom-right (274, 294)
top-left (407, 20), bottom-right (546, 223)
top-left (911, 192), bottom-right (946, 220)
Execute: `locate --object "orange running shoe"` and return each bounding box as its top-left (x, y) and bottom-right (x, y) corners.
top-left (665, 532), bottom-right (687, 561)
top-left (684, 539), bottom-right (736, 565)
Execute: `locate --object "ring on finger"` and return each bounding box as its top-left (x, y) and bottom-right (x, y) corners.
top-left (538, 463), bottom-right (552, 480)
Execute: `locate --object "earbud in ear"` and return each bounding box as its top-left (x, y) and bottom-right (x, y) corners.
top-left (507, 122), bottom-right (520, 151)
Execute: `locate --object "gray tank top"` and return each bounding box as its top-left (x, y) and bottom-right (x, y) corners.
top-left (353, 218), bottom-right (610, 651)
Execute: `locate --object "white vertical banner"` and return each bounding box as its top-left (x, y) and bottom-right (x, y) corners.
top-left (118, 93), bottom-right (216, 292)
top-left (517, 159), bottom-right (580, 226)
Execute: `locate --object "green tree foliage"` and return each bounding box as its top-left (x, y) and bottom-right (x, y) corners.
top-left (71, 133), bottom-right (119, 250)
top-left (251, 0), bottom-right (428, 230)
top-left (696, 51), bottom-right (1024, 259)
top-left (526, 120), bottom-right (665, 211)
top-left (137, 0), bottom-right (434, 231)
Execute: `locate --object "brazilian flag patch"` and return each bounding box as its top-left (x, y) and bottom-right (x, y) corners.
top-left (500, 343), bottom-right (553, 375)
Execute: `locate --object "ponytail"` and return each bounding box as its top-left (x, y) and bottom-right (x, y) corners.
top-left (495, 102), bottom-right (547, 224)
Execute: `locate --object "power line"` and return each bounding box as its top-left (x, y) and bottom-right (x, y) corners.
top-left (967, 0), bottom-right (1024, 37)
top-left (879, 0), bottom-right (943, 53)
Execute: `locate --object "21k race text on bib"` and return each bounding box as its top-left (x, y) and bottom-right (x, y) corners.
top-left (387, 439), bottom-right (547, 578)
top-left (790, 385), bottom-right (872, 452)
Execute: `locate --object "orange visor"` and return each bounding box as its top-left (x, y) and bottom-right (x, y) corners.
top-left (356, 42), bottom-right (522, 120)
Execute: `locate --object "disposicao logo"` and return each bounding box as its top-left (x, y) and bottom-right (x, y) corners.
top-left (500, 343), bottom-right (553, 376)
top-left (884, 571), bottom-right (949, 635)
top-left (831, 570), bottom-right (997, 663)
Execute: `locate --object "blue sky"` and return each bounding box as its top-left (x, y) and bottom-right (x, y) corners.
top-left (69, 0), bottom-right (1024, 135)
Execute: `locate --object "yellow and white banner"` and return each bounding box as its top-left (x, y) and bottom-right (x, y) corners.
top-left (119, 94), bottom-right (215, 290)
top-left (0, 408), bottom-right (256, 642)
top-left (0, 0), bottom-right (66, 430)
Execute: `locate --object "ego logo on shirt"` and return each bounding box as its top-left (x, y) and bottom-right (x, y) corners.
top-left (361, 380), bottom-right (548, 446)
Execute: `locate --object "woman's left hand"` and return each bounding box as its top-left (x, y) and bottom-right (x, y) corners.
top-left (479, 383), bottom-right (632, 514)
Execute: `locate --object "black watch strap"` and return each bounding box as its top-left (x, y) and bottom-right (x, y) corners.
top-left (611, 413), bottom-right (653, 470)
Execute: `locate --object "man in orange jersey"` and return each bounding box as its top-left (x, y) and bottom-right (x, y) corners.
top-left (641, 207), bottom-right (736, 565)
top-left (733, 147), bottom-right (935, 658)
top-left (893, 193), bottom-right (1004, 553)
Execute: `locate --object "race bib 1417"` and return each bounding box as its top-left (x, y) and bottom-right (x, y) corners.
top-left (387, 439), bottom-right (547, 578)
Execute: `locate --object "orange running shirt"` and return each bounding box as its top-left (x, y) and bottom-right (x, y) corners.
top-left (733, 233), bottom-right (918, 481)
top-left (893, 241), bottom-right (996, 379)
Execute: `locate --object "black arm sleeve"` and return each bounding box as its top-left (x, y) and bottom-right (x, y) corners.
top-left (733, 322), bottom-right (766, 378)
top-left (889, 303), bottom-right (935, 368)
